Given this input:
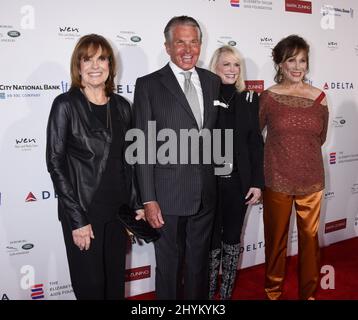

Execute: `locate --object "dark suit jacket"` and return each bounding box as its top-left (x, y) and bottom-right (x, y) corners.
top-left (218, 90), bottom-right (264, 193)
top-left (132, 63), bottom-right (221, 216)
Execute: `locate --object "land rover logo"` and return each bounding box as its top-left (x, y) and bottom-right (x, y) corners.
top-left (22, 243), bottom-right (34, 250)
top-left (7, 30), bottom-right (20, 38)
top-left (130, 36), bottom-right (141, 43)
top-left (228, 41), bottom-right (237, 46)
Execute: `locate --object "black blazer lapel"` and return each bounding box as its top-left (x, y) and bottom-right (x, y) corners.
top-left (159, 64), bottom-right (197, 124)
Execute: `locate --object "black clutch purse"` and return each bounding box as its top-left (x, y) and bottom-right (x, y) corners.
top-left (117, 204), bottom-right (160, 244)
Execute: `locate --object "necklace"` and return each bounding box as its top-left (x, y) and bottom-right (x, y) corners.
top-left (220, 90), bottom-right (236, 108)
top-left (81, 89), bottom-right (112, 135)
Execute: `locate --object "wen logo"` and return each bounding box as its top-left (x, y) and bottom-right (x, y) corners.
top-left (15, 138), bottom-right (36, 144)
top-left (59, 26), bottom-right (79, 33)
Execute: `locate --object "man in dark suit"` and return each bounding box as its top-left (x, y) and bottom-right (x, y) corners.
top-left (132, 16), bottom-right (221, 299)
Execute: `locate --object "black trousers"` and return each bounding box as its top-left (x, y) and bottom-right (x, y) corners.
top-left (211, 172), bottom-right (248, 249)
top-left (154, 202), bottom-right (215, 300)
top-left (61, 202), bottom-right (127, 300)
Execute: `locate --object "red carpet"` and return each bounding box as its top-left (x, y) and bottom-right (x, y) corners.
top-left (129, 237), bottom-right (358, 300)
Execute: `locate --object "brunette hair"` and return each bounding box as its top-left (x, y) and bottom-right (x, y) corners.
top-left (272, 35), bottom-right (310, 83)
top-left (70, 34), bottom-right (116, 96)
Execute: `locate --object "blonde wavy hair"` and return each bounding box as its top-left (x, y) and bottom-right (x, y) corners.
top-left (209, 45), bottom-right (246, 92)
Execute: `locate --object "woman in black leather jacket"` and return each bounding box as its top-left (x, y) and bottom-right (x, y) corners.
top-left (46, 34), bottom-right (142, 300)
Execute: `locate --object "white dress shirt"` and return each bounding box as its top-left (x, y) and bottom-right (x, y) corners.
top-left (169, 61), bottom-right (204, 123)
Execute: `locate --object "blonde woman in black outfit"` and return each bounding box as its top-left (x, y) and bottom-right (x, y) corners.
top-left (208, 45), bottom-right (264, 299)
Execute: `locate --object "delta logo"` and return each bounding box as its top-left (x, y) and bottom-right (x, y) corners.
top-left (25, 191), bottom-right (57, 202)
top-left (230, 0), bottom-right (240, 8)
top-left (31, 284), bottom-right (44, 300)
top-left (323, 82), bottom-right (354, 90)
top-left (25, 192), bottom-right (37, 202)
top-left (245, 80), bottom-right (264, 93)
top-left (285, 0), bottom-right (312, 14)
top-left (329, 152), bottom-right (336, 164)
top-left (125, 265), bottom-right (151, 282)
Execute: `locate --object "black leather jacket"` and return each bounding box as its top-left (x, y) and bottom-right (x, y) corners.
top-left (46, 88), bottom-right (141, 230)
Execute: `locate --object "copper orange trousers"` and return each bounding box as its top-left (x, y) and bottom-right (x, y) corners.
top-left (263, 187), bottom-right (323, 300)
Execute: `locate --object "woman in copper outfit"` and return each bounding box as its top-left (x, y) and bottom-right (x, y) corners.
top-left (259, 35), bottom-right (329, 300)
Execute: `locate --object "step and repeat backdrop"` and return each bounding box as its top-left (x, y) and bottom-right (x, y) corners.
top-left (1, 0), bottom-right (357, 300)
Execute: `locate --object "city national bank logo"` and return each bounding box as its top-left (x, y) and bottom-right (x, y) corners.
top-left (58, 26), bottom-right (81, 40)
top-left (31, 284), bottom-right (44, 300)
top-left (245, 80), bottom-right (264, 93)
top-left (285, 0), bottom-right (312, 14)
top-left (325, 219), bottom-right (347, 233)
top-left (323, 82), bottom-right (354, 90)
top-left (125, 265), bottom-right (151, 282)
top-left (230, 0), bottom-right (240, 7)
top-left (116, 31), bottom-right (142, 47)
top-left (14, 137), bottom-right (38, 152)
top-left (25, 191), bottom-right (57, 202)
top-left (0, 83), bottom-right (63, 99)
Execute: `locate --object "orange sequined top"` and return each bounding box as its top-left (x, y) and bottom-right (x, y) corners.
top-left (259, 90), bottom-right (329, 195)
